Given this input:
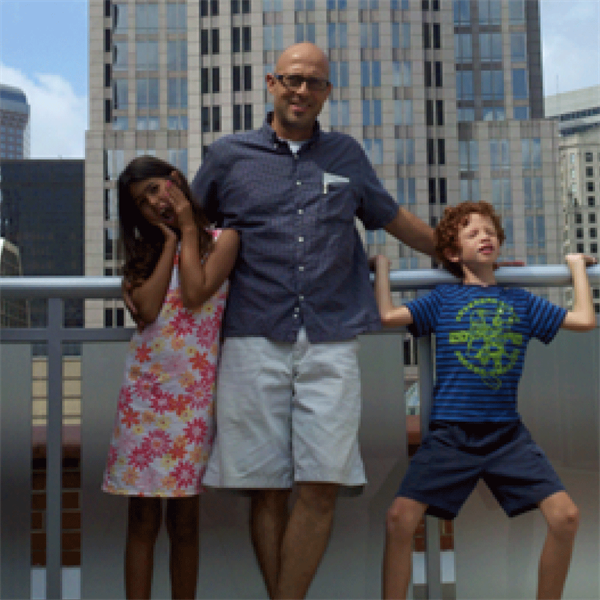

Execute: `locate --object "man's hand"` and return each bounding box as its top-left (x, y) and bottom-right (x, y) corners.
top-left (565, 253), bottom-right (597, 268)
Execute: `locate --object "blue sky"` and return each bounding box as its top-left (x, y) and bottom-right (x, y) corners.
top-left (0, 0), bottom-right (599, 158)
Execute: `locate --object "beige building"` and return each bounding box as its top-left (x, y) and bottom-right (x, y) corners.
top-left (86, 0), bottom-right (563, 328)
top-left (545, 85), bottom-right (600, 313)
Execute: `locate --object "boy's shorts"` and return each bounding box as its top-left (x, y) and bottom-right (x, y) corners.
top-left (398, 420), bottom-right (565, 520)
top-left (203, 328), bottom-right (367, 491)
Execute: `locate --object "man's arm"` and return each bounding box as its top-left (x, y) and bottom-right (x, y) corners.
top-left (384, 207), bottom-right (436, 258)
top-left (561, 253), bottom-right (597, 331)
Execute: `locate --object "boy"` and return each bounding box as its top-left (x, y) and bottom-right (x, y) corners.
top-left (372, 201), bottom-right (597, 600)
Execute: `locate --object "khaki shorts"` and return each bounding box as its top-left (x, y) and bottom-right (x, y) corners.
top-left (203, 328), bottom-right (366, 491)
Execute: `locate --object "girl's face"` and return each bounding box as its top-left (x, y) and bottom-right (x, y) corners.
top-left (130, 177), bottom-right (178, 228)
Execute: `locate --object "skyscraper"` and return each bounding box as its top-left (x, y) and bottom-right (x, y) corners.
top-left (0, 84), bottom-right (31, 159)
top-left (86, 0), bottom-right (562, 327)
top-left (545, 84), bottom-right (600, 314)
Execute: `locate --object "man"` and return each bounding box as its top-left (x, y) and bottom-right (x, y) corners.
top-left (191, 42), bottom-right (435, 599)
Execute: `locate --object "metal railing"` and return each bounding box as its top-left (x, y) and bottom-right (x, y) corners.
top-left (1, 265), bottom-right (598, 600)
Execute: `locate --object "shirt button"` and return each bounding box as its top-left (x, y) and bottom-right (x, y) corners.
top-left (296, 181), bottom-right (302, 186)
top-left (298, 236), bottom-right (304, 243)
top-left (299, 295), bottom-right (304, 301)
top-left (298, 209), bottom-right (304, 215)
top-left (298, 265), bottom-right (304, 271)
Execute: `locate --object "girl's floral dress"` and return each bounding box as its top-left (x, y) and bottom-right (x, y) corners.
top-left (102, 231), bottom-right (227, 497)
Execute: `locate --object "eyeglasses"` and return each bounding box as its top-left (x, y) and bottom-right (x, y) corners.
top-left (274, 73), bottom-right (330, 92)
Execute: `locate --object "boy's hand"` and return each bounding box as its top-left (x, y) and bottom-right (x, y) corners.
top-left (368, 254), bottom-right (391, 271)
top-left (565, 253), bottom-right (598, 267)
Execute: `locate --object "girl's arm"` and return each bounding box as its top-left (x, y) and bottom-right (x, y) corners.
top-left (372, 254), bottom-right (414, 328)
top-left (561, 253), bottom-right (597, 331)
top-left (129, 227), bottom-right (178, 324)
top-left (178, 225), bottom-right (239, 310)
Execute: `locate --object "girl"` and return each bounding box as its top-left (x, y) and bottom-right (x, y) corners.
top-left (102, 155), bottom-right (238, 599)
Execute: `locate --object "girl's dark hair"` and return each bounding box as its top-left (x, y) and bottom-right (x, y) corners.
top-left (118, 155), bottom-right (213, 288)
top-left (435, 201), bottom-right (505, 278)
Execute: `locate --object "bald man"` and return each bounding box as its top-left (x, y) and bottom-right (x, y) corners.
top-left (191, 42), bottom-right (434, 599)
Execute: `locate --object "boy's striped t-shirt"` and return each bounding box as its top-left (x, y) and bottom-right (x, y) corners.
top-left (405, 284), bottom-right (567, 423)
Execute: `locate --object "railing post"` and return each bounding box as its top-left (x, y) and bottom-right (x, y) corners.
top-left (46, 298), bottom-right (63, 599)
top-left (417, 335), bottom-right (442, 600)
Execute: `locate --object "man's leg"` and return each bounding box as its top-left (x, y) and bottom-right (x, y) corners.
top-left (275, 482), bottom-right (339, 600)
top-left (537, 491), bottom-right (579, 600)
top-left (250, 489), bottom-right (291, 599)
top-left (382, 496), bottom-right (427, 600)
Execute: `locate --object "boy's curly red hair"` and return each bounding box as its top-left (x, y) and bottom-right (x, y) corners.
top-left (435, 201), bottom-right (505, 278)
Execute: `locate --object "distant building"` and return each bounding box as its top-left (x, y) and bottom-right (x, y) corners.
top-left (0, 84), bottom-right (30, 159)
top-left (86, 0), bottom-right (562, 330)
top-left (545, 85), bottom-right (600, 314)
top-left (0, 160), bottom-right (85, 328)
top-left (0, 238), bottom-right (29, 327)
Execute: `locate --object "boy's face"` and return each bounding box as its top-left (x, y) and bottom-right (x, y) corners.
top-left (447, 212), bottom-right (501, 273)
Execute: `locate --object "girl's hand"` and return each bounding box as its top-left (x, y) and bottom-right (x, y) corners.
top-left (166, 179), bottom-right (196, 232)
top-left (566, 253), bottom-right (598, 267)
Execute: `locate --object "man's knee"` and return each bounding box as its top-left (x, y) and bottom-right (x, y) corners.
top-left (297, 482), bottom-right (339, 516)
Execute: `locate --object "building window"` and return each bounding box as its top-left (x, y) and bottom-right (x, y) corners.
top-left (453, 0), bottom-right (470, 24)
top-left (392, 22), bottom-right (410, 49)
top-left (587, 182), bottom-right (595, 193)
top-left (480, 33), bottom-right (502, 62)
top-left (392, 61), bottom-right (411, 87)
top-left (167, 3), bottom-right (187, 32)
top-left (585, 152), bottom-right (593, 162)
top-left (455, 33), bottom-right (472, 64)
top-left (167, 78), bottom-right (188, 108)
top-left (588, 196), bottom-right (596, 207)
top-left (459, 140), bottom-right (478, 171)
top-left (479, 0), bottom-right (501, 25)
top-left (590, 213), bottom-right (597, 224)
top-left (586, 167), bottom-right (594, 178)
top-left (394, 99), bottom-right (413, 126)
top-left (481, 70), bottom-right (504, 100)
top-left (330, 100), bottom-right (350, 128)
top-left (591, 228), bottom-right (598, 239)
top-left (456, 70), bottom-right (474, 100)
top-left (360, 22), bottom-right (379, 48)
top-left (512, 68), bottom-right (528, 100)
top-left (136, 41), bottom-right (159, 71)
top-left (511, 33), bottom-right (526, 62)
top-left (136, 4), bottom-right (159, 33)
top-left (167, 40), bottom-right (187, 71)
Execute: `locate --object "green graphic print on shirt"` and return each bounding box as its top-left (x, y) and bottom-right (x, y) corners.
top-left (449, 298), bottom-right (523, 390)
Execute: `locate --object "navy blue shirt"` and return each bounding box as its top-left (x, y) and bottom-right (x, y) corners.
top-left (191, 116), bottom-right (399, 342)
top-left (406, 284), bottom-right (567, 422)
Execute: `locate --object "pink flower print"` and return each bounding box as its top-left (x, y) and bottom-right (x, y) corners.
top-left (143, 429), bottom-right (172, 459)
top-left (120, 405), bottom-right (141, 429)
top-left (128, 445), bottom-right (153, 470)
top-left (135, 343), bottom-right (153, 364)
top-left (189, 350), bottom-right (211, 373)
top-left (173, 460), bottom-right (196, 489)
top-left (106, 445), bottom-right (119, 469)
top-left (117, 387), bottom-right (134, 413)
top-left (137, 467), bottom-right (163, 494)
top-left (162, 353), bottom-right (188, 378)
top-left (171, 394), bottom-right (190, 417)
top-left (122, 467), bottom-right (139, 487)
top-left (132, 372), bottom-right (162, 400)
top-left (118, 428), bottom-right (138, 456)
top-left (149, 389), bottom-right (175, 416)
top-left (184, 417), bottom-right (208, 445)
top-left (170, 435), bottom-right (187, 460)
top-left (194, 317), bottom-right (220, 348)
top-left (162, 474), bottom-right (177, 491)
top-left (171, 311), bottom-right (196, 337)
top-left (165, 288), bottom-right (182, 309)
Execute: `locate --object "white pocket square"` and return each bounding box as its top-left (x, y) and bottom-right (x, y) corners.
top-left (322, 172), bottom-right (350, 193)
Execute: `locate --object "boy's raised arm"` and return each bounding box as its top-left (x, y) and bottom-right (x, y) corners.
top-left (561, 254), bottom-right (597, 331)
top-left (372, 254), bottom-right (414, 328)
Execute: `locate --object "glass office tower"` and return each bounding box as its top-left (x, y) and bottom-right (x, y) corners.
top-left (86, 0), bottom-right (562, 327)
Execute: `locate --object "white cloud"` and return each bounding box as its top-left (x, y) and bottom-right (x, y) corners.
top-left (1, 63), bottom-right (88, 158)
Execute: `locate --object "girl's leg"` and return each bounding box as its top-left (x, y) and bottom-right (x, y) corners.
top-left (382, 496), bottom-right (428, 600)
top-left (126, 497), bottom-right (162, 600)
top-left (166, 496), bottom-right (200, 600)
top-left (537, 491), bottom-right (579, 600)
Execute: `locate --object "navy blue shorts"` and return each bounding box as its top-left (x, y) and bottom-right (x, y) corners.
top-left (397, 420), bottom-right (564, 520)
